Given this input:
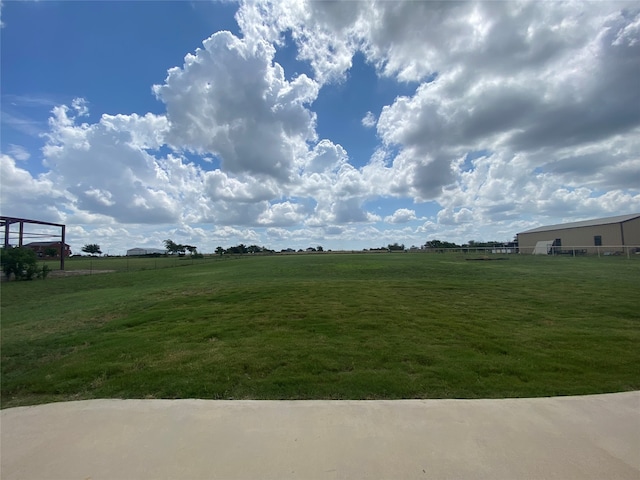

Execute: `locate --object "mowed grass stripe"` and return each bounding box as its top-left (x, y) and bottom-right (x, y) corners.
top-left (1, 253), bottom-right (638, 407)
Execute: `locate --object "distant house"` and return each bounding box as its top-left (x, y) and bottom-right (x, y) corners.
top-left (23, 241), bottom-right (72, 258)
top-left (126, 247), bottom-right (167, 256)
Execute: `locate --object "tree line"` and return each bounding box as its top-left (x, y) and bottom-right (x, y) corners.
top-left (69, 237), bottom-right (513, 261)
top-left (425, 239), bottom-right (515, 249)
top-left (215, 244), bottom-right (275, 255)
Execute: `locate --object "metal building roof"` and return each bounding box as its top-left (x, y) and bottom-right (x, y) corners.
top-left (126, 247), bottom-right (166, 254)
top-left (518, 213), bottom-right (640, 235)
top-left (24, 241), bottom-right (68, 247)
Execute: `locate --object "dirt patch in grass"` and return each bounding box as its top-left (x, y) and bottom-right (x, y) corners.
top-left (466, 257), bottom-right (510, 261)
top-left (1, 269), bottom-right (115, 282)
top-left (48, 269), bottom-right (116, 277)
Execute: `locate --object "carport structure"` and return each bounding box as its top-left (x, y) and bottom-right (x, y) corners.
top-left (1, 216), bottom-right (67, 270)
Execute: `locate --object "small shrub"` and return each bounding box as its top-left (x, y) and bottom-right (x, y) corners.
top-left (1, 247), bottom-right (39, 281)
top-left (38, 264), bottom-right (51, 279)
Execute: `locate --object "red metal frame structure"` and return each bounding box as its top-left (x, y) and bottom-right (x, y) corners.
top-left (1, 216), bottom-right (67, 270)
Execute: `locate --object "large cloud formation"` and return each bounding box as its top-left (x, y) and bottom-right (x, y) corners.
top-left (154, 31), bottom-right (319, 180)
top-left (2, 0), bottom-right (639, 252)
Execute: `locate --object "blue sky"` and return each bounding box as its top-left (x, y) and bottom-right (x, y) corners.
top-left (1, 2), bottom-right (236, 140)
top-left (1, 1), bottom-right (639, 254)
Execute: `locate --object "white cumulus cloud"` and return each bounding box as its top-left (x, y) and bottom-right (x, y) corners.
top-left (361, 111), bottom-right (376, 128)
top-left (385, 209), bottom-right (417, 224)
top-left (153, 31), bottom-right (319, 181)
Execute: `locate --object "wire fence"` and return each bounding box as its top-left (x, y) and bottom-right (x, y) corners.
top-left (42, 254), bottom-right (231, 274)
top-left (416, 245), bottom-right (640, 258)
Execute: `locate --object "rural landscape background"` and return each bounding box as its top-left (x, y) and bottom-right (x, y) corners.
top-left (1, 1), bottom-right (639, 254)
top-left (2, 1), bottom-right (639, 412)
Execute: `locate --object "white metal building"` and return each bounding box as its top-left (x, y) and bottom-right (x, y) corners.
top-left (126, 247), bottom-right (167, 256)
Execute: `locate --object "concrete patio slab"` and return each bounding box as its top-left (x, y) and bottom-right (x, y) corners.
top-left (2, 391), bottom-right (639, 479)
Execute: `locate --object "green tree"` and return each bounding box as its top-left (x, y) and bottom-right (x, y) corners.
top-left (44, 247), bottom-right (58, 257)
top-left (425, 239), bottom-right (459, 249)
top-left (1, 247), bottom-right (39, 281)
top-left (81, 244), bottom-right (102, 255)
top-left (225, 244), bottom-right (248, 254)
top-left (215, 246), bottom-right (224, 256)
top-left (164, 239), bottom-right (183, 255)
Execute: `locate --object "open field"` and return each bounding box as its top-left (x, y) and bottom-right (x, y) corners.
top-left (2, 253), bottom-right (638, 408)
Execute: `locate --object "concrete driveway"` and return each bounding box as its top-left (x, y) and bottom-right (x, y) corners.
top-left (2, 391), bottom-right (639, 479)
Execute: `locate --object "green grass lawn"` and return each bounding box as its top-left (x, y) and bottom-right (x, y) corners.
top-left (2, 253), bottom-right (638, 407)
